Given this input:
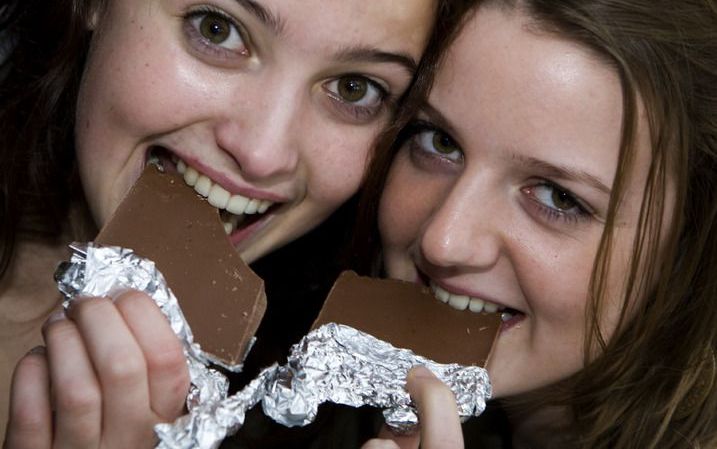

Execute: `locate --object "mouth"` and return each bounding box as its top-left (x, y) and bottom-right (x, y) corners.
top-left (425, 279), bottom-right (524, 326)
top-left (148, 147), bottom-right (280, 239)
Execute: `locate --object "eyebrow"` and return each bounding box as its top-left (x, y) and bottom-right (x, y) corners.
top-left (233, 2), bottom-right (416, 75)
top-left (234, 0), bottom-right (285, 36)
top-left (512, 154), bottom-right (612, 195)
top-left (419, 104), bottom-right (613, 196)
top-left (334, 46), bottom-right (418, 76)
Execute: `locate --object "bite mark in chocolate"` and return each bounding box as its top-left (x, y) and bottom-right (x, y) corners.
top-left (96, 164), bottom-right (266, 367)
top-left (313, 271), bottom-right (501, 366)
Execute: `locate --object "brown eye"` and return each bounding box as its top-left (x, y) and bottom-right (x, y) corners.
top-left (337, 76), bottom-right (370, 102)
top-left (199, 14), bottom-right (231, 44)
top-left (551, 189), bottom-right (578, 211)
top-left (432, 131), bottom-right (459, 155)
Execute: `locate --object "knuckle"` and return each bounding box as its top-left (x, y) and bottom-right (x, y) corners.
top-left (146, 343), bottom-right (186, 374)
top-left (100, 349), bottom-right (146, 386)
top-left (9, 405), bottom-right (46, 435)
top-left (55, 383), bottom-right (100, 415)
top-left (115, 290), bottom-right (154, 312)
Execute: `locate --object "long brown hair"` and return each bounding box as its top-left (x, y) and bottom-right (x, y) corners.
top-left (523, 1), bottom-right (717, 447)
top-left (355, 0), bottom-right (717, 447)
top-left (0, 0), bottom-right (99, 277)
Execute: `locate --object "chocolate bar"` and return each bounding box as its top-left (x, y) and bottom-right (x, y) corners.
top-left (96, 164), bottom-right (266, 367)
top-left (313, 271), bottom-right (501, 366)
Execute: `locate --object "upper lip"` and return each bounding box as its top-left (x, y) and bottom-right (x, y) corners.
top-left (152, 145), bottom-right (292, 204)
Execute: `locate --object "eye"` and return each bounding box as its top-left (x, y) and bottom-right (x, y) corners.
top-left (411, 127), bottom-right (463, 163)
top-left (325, 75), bottom-right (385, 106)
top-left (185, 9), bottom-right (248, 57)
top-left (522, 182), bottom-right (592, 224)
top-left (322, 75), bottom-right (388, 123)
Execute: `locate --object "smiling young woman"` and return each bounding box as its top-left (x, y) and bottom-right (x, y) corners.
top-left (355, 1), bottom-right (717, 448)
top-left (0, 0), bottom-right (482, 447)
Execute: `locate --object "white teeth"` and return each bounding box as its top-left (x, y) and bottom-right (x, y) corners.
top-left (245, 199), bottom-right (260, 215)
top-left (184, 166), bottom-right (199, 186)
top-left (483, 302), bottom-right (499, 313)
top-left (448, 295), bottom-right (470, 311)
top-left (208, 184), bottom-right (231, 209)
top-left (469, 298), bottom-right (485, 313)
top-left (258, 201), bottom-right (271, 214)
top-left (195, 175), bottom-right (212, 196)
top-left (223, 222), bottom-right (233, 235)
top-left (176, 158), bottom-right (276, 235)
top-left (227, 195), bottom-right (250, 215)
top-left (434, 284), bottom-right (450, 303)
top-left (430, 282), bottom-right (503, 315)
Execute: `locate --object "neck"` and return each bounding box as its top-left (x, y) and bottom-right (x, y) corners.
top-left (0, 200), bottom-right (96, 322)
top-left (506, 403), bottom-right (573, 449)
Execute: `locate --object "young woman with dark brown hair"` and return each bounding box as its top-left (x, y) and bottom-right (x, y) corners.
top-left (0, 1), bottom-right (482, 447)
top-left (356, 1), bottom-right (717, 447)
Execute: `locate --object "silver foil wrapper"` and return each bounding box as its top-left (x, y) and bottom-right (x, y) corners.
top-left (156, 323), bottom-right (492, 449)
top-left (54, 243), bottom-right (231, 410)
top-left (55, 244), bottom-right (492, 449)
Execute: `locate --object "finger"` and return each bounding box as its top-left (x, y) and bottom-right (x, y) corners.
top-left (114, 290), bottom-right (190, 420)
top-left (43, 310), bottom-right (102, 449)
top-left (375, 424), bottom-right (420, 449)
top-left (407, 366), bottom-right (464, 449)
top-left (4, 347), bottom-right (52, 449)
top-left (66, 296), bottom-right (155, 445)
top-left (361, 438), bottom-right (401, 449)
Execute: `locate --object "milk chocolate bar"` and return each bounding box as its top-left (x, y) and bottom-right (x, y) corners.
top-left (96, 164), bottom-right (266, 367)
top-left (313, 271), bottom-right (501, 366)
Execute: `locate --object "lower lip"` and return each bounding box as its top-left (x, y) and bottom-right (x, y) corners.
top-left (500, 313), bottom-right (525, 332)
top-left (228, 213), bottom-right (272, 247)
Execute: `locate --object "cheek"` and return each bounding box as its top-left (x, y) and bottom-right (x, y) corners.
top-left (305, 129), bottom-right (374, 211)
top-left (378, 155), bottom-right (438, 252)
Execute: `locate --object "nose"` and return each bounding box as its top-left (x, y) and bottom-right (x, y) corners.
top-left (214, 81), bottom-right (301, 181)
top-left (419, 177), bottom-right (503, 271)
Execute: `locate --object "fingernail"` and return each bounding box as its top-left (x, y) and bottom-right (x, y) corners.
top-left (42, 307), bottom-right (67, 331)
top-left (409, 365), bottom-right (435, 380)
top-left (27, 345), bottom-right (46, 356)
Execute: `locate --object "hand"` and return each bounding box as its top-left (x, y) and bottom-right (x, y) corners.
top-left (4, 291), bottom-right (190, 449)
top-left (362, 366), bottom-right (464, 449)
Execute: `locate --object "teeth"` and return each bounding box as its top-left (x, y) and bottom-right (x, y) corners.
top-left (245, 199), bottom-right (260, 215)
top-left (184, 166), bottom-right (199, 186)
top-left (176, 158), bottom-right (276, 234)
top-left (430, 282), bottom-right (504, 315)
top-left (448, 294), bottom-right (470, 311)
top-left (195, 175), bottom-right (212, 196)
top-left (208, 184), bottom-right (231, 209)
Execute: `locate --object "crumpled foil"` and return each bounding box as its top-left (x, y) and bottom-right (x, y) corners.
top-left (55, 243), bottom-right (492, 449)
top-left (156, 323), bottom-right (492, 449)
top-left (54, 243), bottom-right (230, 410)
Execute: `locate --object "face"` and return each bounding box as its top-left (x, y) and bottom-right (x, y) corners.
top-left (76, 0), bottom-right (435, 263)
top-left (379, 6), bottom-right (667, 397)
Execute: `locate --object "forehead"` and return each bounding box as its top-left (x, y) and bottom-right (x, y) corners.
top-left (147, 0), bottom-right (437, 57)
top-left (431, 6), bottom-right (626, 174)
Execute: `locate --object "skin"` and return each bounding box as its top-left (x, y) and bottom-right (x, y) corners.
top-left (3, 0), bottom-right (435, 447)
top-left (374, 5), bottom-right (670, 448)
